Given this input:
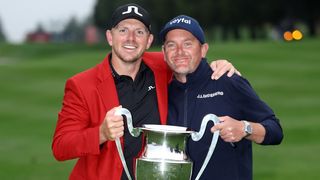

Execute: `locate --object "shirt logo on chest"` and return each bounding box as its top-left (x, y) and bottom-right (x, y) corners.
top-left (197, 91), bottom-right (224, 99)
top-left (148, 85), bottom-right (155, 91)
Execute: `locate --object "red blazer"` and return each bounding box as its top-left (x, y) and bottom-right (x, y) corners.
top-left (52, 52), bottom-right (171, 180)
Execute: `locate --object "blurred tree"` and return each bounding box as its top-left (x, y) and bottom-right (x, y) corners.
top-left (0, 18), bottom-right (6, 42)
top-left (287, 0), bottom-right (320, 37)
top-left (93, 0), bottom-right (319, 42)
top-left (62, 16), bottom-right (84, 42)
top-left (93, 0), bottom-right (116, 30)
top-left (215, 0), bottom-right (243, 40)
top-left (240, 0), bottom-right (269, 40)
top-left (145, 0), bottom-right (179, 43)
top-left (304, 1), bottom-right (320, 37)
top-left (35, 23), bottom-right (45, 33)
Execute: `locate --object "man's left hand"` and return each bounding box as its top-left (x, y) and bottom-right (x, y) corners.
top-left (210, 116), bottom-right (246, 143)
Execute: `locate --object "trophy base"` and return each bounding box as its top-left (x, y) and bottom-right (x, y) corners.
top-left (135, 158), bottom-right (192, 180)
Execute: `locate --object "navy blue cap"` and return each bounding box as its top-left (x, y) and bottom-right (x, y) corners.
top-left (159, 15), bottom-right (205, 44)
top-left (110, 3), bottom-right (151, 31)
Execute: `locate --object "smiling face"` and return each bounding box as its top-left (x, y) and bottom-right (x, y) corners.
top-left (162, 29), bottom-right (208, 82)
top-left (106, 18), bottom-right (153, 64)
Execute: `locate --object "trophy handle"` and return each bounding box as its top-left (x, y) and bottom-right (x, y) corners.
top-left (114, 107), bottom-right (142, 180)
top-left (191, 114), bottom-right (220, 180)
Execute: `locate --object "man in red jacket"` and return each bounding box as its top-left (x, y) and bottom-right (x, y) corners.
top-left (52, 3), bottom-right (238, 180)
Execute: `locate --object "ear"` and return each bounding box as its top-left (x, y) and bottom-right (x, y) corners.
top-left (106, 30), bottom-right (112, 46)
top-left (161, 45), bottom-right (167, 62)
top-left (201, 43), bottom-right (209, 58)
top-left (145, 34), bottom-right (154, 50)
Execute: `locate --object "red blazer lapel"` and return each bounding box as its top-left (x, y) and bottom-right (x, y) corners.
top-left (96, 55), bottom-right (120, 111)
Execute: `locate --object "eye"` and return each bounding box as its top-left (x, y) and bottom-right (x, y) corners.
top-left (165, 42), bottom-right (177, 50)
top-left (183, 41), bottom-right (193, 48)
top-left (118, 28), bottom-right (127, 33)
top-left (136, 30), bottom-right (145, 35)
top-left (135, 29), bottom-right (147, 37)
top-left (115, 27), bottom-right (128, 34)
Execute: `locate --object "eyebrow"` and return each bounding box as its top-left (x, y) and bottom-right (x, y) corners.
top-left (165, 38), bottom-right (194, 43)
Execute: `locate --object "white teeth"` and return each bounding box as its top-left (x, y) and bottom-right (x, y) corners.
top-left (124, 45), bottom-right (136, 49)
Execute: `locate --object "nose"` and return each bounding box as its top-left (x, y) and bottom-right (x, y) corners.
top-left (176, 44), bottom-right (184, 55)
top-left (127, 30), bottom-right (136, 42)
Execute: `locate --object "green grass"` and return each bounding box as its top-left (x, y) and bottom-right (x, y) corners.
top-left (0, 38), bottom-right (320, 179)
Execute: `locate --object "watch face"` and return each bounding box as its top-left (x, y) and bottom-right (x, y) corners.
top-left (244, 121), bottom-right (252, 134)
top-left (247, 125), bottom-right (252, 134)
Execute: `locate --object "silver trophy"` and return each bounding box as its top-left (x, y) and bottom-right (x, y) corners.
top-left (115, 108), bottom-right (220, 180)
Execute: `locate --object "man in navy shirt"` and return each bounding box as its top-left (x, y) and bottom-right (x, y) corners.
top-left (160, 15), bottom-right (283, 180)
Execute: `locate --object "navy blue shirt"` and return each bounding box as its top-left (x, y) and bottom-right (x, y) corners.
top-left (168, 59), bottom-right (283, 180)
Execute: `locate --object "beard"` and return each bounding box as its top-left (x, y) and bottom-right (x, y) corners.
top-left (115, 51), bottom-right (140, 64)
top-left (173, 66), bottom-right (190, 75)
top-left (169, 56), bottom-right (191, 74)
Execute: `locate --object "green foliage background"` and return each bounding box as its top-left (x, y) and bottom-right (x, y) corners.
top-left (0, 38), bottom-right (319, 179)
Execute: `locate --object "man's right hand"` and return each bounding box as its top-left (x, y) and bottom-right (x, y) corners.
top-left (99, 106), bottom-right (124, 144)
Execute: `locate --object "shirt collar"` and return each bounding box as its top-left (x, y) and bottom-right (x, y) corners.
top-left (171, 58), bottom-right (211, 88)
top-left (108, 53), bottom-right (147, 81)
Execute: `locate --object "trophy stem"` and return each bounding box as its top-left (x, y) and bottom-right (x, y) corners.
top-left (115, 107), bottom-right (142, 180)
top-left (116, 138), bottom-right (132, 180)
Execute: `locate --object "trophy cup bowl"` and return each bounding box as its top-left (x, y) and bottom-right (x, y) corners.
top-left (136, 124), bottom-right (193, 179)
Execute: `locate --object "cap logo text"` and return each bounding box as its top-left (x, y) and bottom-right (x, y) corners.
top-left (169, 18), bottom-right (191, 25)
top-left (122, 6), bottom-right (143, 17)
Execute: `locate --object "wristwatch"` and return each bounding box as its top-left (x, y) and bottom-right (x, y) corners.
top-left (242, 120), bottom-right (252, 137)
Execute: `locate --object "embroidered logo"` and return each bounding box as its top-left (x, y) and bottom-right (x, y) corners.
top-left (197, 91), bottom-right (224, 99)
top-left (148, 85), bottom-right (155, 91)
top-left (169, 17), bottom-right (191, 25)
top-left (122, 6), bottom-right (143, 16)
